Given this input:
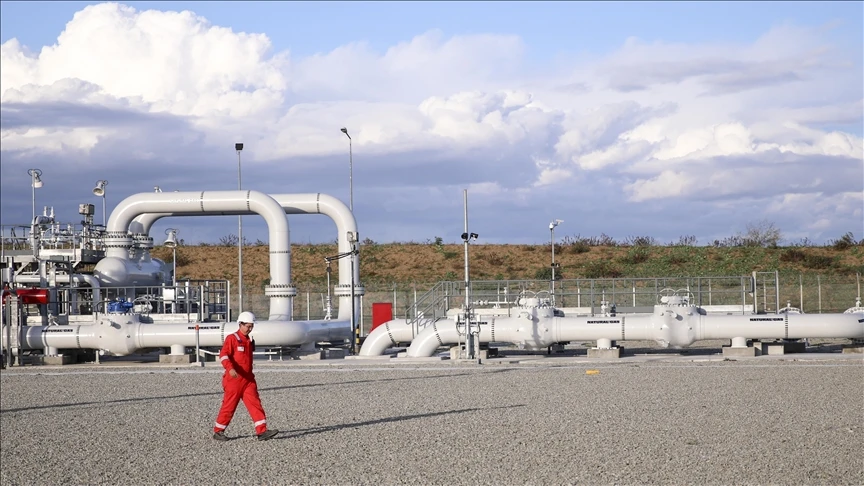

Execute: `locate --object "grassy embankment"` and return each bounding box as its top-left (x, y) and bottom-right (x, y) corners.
top-left (152, 238), bottom-right (864, 289)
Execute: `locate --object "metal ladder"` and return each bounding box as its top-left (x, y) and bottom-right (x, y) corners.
top-left (2, 295), bottom-right (23, 368)
top-left (752, 271), bottom-right (780, 314)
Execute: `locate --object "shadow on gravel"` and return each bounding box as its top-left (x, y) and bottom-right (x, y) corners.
top-left (272, 404), bottom-right (527, 440)
top-left (0, 369), bottom-right (517, 414)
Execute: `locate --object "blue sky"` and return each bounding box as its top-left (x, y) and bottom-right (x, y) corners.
top-left (1, 1), bottom-right (862, 247)
top-left (4, 1), bottom-right (860, 59)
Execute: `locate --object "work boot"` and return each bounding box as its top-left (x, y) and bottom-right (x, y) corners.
top-left (257, 429), bottom-right (278, 441)
top-left (212, 431), bottom-right (228, 441)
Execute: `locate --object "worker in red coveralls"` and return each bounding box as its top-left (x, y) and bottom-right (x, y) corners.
top-left (212, 311), bottom-right (278, 441)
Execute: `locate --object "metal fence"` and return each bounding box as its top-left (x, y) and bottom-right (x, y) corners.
top-left (774, 272), bottom-right (862, 314)
top-left (234, 273), bottom-right (862, 336)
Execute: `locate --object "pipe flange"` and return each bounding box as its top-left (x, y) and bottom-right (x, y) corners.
top-left (103, 233), bottom-right (132, 249)
top-left (103, 242), bottom-right (132, 249)
top-left (265, 284), bottom-right (297, 297)
top-left (333, 284), bottom-right (366, 297)
top-left (132, 234), bottom-right (154, 249)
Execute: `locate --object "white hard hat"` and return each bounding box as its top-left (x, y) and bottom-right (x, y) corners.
top-left (237, 311), bottom-right (257, 324)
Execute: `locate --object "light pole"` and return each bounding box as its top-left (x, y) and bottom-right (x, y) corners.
top-left (164, 228), bottom-right (178, 286)
top-left (461, 189), bottom-right (480, 360)
top-left (27, 169), bottom-right (43, 222)
top-left (93, 180), bottom-right (108, 226)
top-left (349, 233), bottom-right (357, 354)
top-left (549, 219), bottom-right (563, 304)
top-left (235, 142), bottom-right (244, 314)
top-left (340, 127), bottom-right (353, 212)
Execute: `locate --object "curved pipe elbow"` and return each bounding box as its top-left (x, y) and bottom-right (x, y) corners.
top-left (359, 319), bottom-right (413, 356)
top-left (406, 319), bottom-right (460, 358)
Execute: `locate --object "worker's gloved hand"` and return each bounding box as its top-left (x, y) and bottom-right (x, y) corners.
top-left (229, 369), bottom-right (238, 379)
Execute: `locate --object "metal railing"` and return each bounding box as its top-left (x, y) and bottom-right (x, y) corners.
top-left (15, 280), bottom-right (232, 323)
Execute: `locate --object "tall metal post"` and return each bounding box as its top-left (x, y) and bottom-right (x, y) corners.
top-left (341, 128), bottom-right (353, 211)
top-left (164, 228), bottom-right (178, 290)
top-left (324, 260), bottom-right (332, 320)
top-left (549, 219), bottom-right (562, 305)
top-left (350, 243), bottom-right (357, 353)
top-left (93, 180), bottom-right (108, 226)
top-left (462, 189), bottom-right (475, 360)
top-left (27, 168), bottom-right (43, 222)
top-left (551, 225), bottom-right (555, 297)
top-left (235, 143), bottom-right (244, 314)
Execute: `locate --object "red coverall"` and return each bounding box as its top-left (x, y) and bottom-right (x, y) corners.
top-left (213, 331), bottom-right (269, 435)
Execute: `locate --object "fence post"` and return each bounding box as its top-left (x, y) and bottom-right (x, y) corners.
top-left (817, 274), bottom-right (822, 313)
top-left (195, 324), bottom-right (202, 366)
top-left (799, 274), bottom-right (803, 312)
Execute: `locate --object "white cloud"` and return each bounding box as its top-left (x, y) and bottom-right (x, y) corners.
top-left (291, 29), bottom-right (525, 102)
top-left (0, 3), bottom-right (861, 244)
top-left (625, 170), bottom-right (695, 202)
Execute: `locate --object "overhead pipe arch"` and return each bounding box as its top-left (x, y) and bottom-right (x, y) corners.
top-left (96, 190), bottom-right (294, 321)
top-left (130, 193), bottom-right (362, 322)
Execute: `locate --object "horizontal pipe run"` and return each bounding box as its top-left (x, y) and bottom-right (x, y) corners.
top-left (399, 307), bottom-right (864, 358)
top-left (12, 319), bottom-right (351, 356)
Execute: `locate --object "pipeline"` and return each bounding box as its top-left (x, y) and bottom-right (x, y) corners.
top-left (129, 193), bottom-right (363, 323)
top-left (11, 314), bottom-right (351, 357)
top-left (358, 300), bottom-right (864, 357)
top-left (12, 274), bottom-right (101, 311)
top-left (96, 190), bottom-right (294, 321)
top-left (357, 318), bottom-right (416, 356)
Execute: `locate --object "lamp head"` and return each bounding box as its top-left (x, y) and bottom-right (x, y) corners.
top-left (235, 142), bottom-right (244, 152)
top-left (164, 228), bottom-right (178, 248)
top-left (549, 219), bottom-right (563, 230)
top-left (93, 179), bottom-right (107, 196)
top-left (28, 168), bottom-right (43, 188)
top-left (340, 127), bottom-right (351, 139)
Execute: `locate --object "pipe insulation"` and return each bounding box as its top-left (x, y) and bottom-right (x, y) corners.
top-left (9, 315), bottom-right (351, 356)
top-left (98, 190), bottom-right (294, 321)
top-left (129, 193), bottom-right (362, 322)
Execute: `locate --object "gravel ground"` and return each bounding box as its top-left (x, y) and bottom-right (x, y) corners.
top-left (1, 354), bottom-right (863, 486)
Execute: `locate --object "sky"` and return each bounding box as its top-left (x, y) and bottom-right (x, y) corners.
top-left (1, 1), bottom-right (862, 247)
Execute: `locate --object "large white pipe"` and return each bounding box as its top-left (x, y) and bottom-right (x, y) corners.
top-left (99, 190), bottom-right (294, 321)
top-left (399, 304), bottom-right (864, 358)
top-left (8, 315), bottom-right (351, 356)
top-left (130, 193), bottom-right (362, 322)
top-left (12, 274), bottom-right (101, 310)
top-left (357, 319), bottom-right (416, 356)
top-left (697, 313), bottom-right (864, 341)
